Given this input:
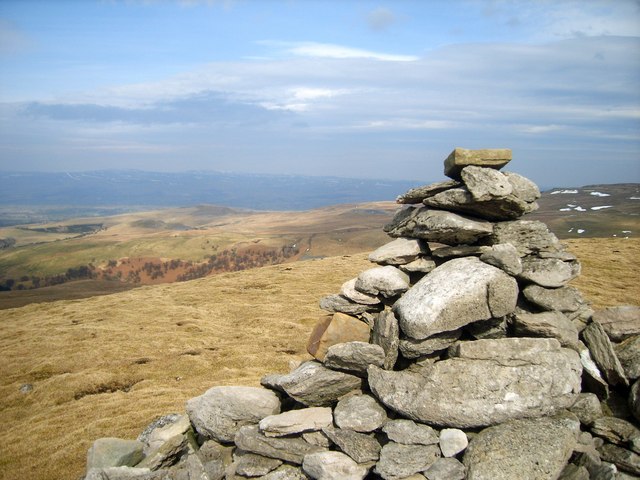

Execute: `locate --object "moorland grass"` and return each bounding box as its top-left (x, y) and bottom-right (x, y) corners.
top-left (0, 238), bottom-right (638, 480)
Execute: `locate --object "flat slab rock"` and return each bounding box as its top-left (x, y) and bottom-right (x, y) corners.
top-left (443, 147), bottom-right (512, 180)
top-left (593, 306), bottom-right (640, 342)
top-left (368, 338), bottom-right (582, 428)
top-left (393, 256), bottom-right (518, 340)
top-left (463, 412), bottom-right (580, 480)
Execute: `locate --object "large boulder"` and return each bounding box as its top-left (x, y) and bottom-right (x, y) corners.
top-left (186, 386), bottom-right (281, 443)
top-left (393, 257), bottom-right (518, 340)
top-left (463, 412), bottom-right (580, 480)
top-left (384, 206), bottom-right (494, 245)
top-left (368, 338), bottom-right (582, 428)
top-left (306, 313), bottom-right (370, 361)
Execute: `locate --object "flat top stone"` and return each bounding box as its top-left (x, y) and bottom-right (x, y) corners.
top-left (444, 147), bottom-right (512, 180)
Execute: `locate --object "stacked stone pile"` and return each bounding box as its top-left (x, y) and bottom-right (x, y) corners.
top-left (84, 148), bottom-right (640, 480)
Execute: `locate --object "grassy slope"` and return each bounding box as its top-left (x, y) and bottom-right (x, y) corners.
top-left (0, 238), bottom-right (639, 480)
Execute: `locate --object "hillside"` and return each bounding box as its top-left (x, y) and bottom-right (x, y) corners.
top-left (1, 236), bottom-right (639, 480)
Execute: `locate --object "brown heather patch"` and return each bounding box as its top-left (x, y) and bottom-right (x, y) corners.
top-left (0, 238), bottom-right (638, 480)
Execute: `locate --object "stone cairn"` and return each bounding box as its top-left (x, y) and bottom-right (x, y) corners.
top-left (85, 148), bottom-right (640, 480)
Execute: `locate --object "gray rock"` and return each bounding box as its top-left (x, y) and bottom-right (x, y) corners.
top-left (398, 330), bottom-right (461, 359)
top-left (234, 425), bottom-right (325, 465)
top-left (275, 361), bottom-right (364, 407)
top-left (368, 238), bottom-right (428, 265)
top-left (430, 244), bottom-right (490, 259)
top-left (593, 306), bottom-right (640, 342)
top-left (306, 313), bottom-right (370, 362)
top-left (87, 438), bottom-right (145, 470)
top-left (382, 419), bottom-right (439, 445)
top-left (393, 257), bottom-right (518, 340)
top-left (579, 346), bottom-right (610, 399)
top-left (443, 147), bottom-right (512, 180)
top-left (522, 284), bottom-right (586, 313)
top-left (354, 266), bottom-right (410, 298)
top-left (397, 180), bottom-right (462, 204)
top-left (631, 380), bottom-right (640, 422)
top-left (566, 305), bottom-right (596, 333)
top-left (519, 256), bottom-right (581, 288)
top-left (582, 321), bottom-right (629, 387)
top-left (489, 220), bottom-right (562, 257)
top-left (423, 458), bottom-right (465, 480)
top-left (369, 338), bottom-right (582, 428)
top-left (511, 311), bottom-right (580, 349)
top-left (383, 206), bottom-right (494, 245)
top-left (260, 464), bottom-right (309, 480)
top-left (84, 467), bottom-right (160, 480)
top-left (423, 187), bottom-right (536, 221)
top-left (616, 336), bottom-right (640, 380)
top-left (439, 429), bottom-right (468, 457)
top-left (463, 412), bottom-right (581, 480)
top-left (398, 257), bottom-right (437, 273)
top-left (591, 417), bottom-right (640, 454)
top-left (570, 393), bottom-right (603, 427)
top-left (322, 425), bottom-right (381, 463)
top-left (465, 316), bottom-right (508, 340)
top-left (374, 442), bottom-right (441, 480)
top-left (340, 278), bottom-right (381, 305)
top-left (185, 386), bottom-right (281, 443)
top-left (370, 310), bottom-right (400, 370)
top-left (319, 294), bottom-right (382, 315)
top-left (334, 394), bottom-right (388, 433)
top-left (136, 434), bottom-right (187, 470)
top-left (479, 243), bottom-right (522, 276)
top-left (324, 341), bottom-right (385, 375)
top-left (461, 165), bottom-right (513, 201)
top-left (302, 431), bottom-right (331, 448)
top-left (557, 464), bottom-right (590, 480)
top-left (194, 439), bottom-right (233, 480)
top-left (259, 407), bottom-right (333, 437)
top-left (302, 451), bottom-right (368, 480)
top-left (504, 171), bottom-right (541, 203)
top-left (139, 415), bottom-right (191, 456)
top-left (232, 451), bottom-right (283, 477)
top-left (597, 443), bottom-right (640, 475)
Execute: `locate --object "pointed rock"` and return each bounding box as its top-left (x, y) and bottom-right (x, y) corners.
top-left (370, 310), bottom-right (400, 370)
top-left (582, 321), bottom-right (629, 387)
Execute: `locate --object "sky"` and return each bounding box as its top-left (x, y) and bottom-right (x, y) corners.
top-left (0, 0), bottom-right (639, 187)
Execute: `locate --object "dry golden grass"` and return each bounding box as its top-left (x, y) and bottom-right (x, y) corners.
top-left (0, 237), bottom-right (638, 480)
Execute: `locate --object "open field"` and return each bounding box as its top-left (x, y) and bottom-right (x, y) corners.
top-left (0, 237), bottom-right (639, 480)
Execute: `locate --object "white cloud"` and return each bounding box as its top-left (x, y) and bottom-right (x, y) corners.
top-left (274, 41), bottom-right (419, 62)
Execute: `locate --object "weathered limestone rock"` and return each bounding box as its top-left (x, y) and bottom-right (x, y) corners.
top-left (333, 394), bottom-right (388, 433)
top-left (511, 311), bottom-right (580, 349)
top-left (503, 171), bottom-right (541, 203)
top-left (368, 338), bottom-right (582, 428)
top-left (631, 380), bottom-right (640, 422)
top-left (306, 313), bottom-right (370, 361)
top-left (443, 147), bottom-right (512, 180)
top-left (383, 206), bottom-right (494, 245)
top-left (488, 220), bottom-right (562, 257)
top-left (84, 467), bottom-right (158, 480)
top-left (463, 413), bottom-right (581, 480)
top-left (522, 284), bottom-right (586, 313)
top-left (396, 179), bottom-right (462, 204)
top-left (302, 431), bottom-right (331, 448)
top-left (272, 361), bottom-right (363, 407)
top-left (593, 306), bottom-right (640, 342)
top-left (322, 426), bottom-right (381, 463)
top-left (479, 243), bottom-right (522, 276)
top-left (354, 265), bottom-right (410, 298)
top-left (597, 443), bottom-right (640, 475)
top-left (234, 425), bottom-right (325, 465)
top-left (339, 278), bottom-right (381, 305)
top-left (579, 346), bottom-right (610, 399)
top-left (375, 442), bottom-right (441, 480)
top-left (186, 386), bottom-right (281, 443)
top-left (138, 415), bottom-right (191, 456)
top-left (324, 341), bottom-right (385, 375)
top-left (582, 321), bottom-right (629, 387)
top-left (393, 257), bottom-right (518, 340)
top-left (319, 294), bottom-right (381, 315)
top-left (232, 451), bottom-right (283, 477)
top-left (370, 310), bottom-right (400, 370)
top-left (465, 316), bottom-right (508, 339)
top-left (439, 429), bottom-right (468, 457)
top-left (136, 434), bottom-right (188, 470)
top-left (302, 451), bottom-right (369, 480)
top-left (368, 238), bottom-right (428, 265)
top-left (591, 417), bottom-right (640, 453)
top-left (259, 407), bottom-right (333, 437)
top-left (193, 440), bottom-right (233, 480)
top-left (616, 336), bottom-right (640, 380)
top-left (382, 419), bottom-right (439, 445)
top-left (461, 165), bottom-right (513, 201)
top-left (398, 330), bottom-right (461, 359)
top-left (87, 438), bottom-right (145, 470)
top-left (518, 256), bottom-right (581, 288)
top-left (399, 256), bottom-right (437, 273)
top-left (424, 457), bottom-right (466, 480)
top-left (570, 393), bottom-right (603, 427)
top-left (430, 244), bottom-right (490, 259)
top-left (260, 464), bottom-right (309, 480)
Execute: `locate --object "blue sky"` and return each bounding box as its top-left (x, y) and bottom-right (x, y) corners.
top-left (0, 0), bottom-right (639, 186)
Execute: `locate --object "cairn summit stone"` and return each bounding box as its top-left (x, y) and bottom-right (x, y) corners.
top-left (394, 257), bottom-right (518, 340)
top-left (444, 147), bottom-right (512, 179)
